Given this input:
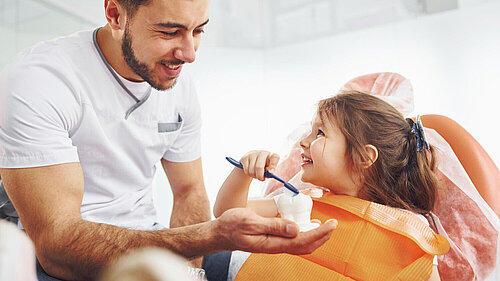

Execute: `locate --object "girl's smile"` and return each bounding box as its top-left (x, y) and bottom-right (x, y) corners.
top-left (299, 112), bottom-right (361, 197)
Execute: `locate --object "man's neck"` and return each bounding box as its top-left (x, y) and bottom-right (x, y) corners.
top-left (96, 25), bottom-right (144, 82)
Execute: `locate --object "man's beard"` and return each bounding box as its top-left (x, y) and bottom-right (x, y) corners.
top-left (121, 24), bottom-right (179, 91)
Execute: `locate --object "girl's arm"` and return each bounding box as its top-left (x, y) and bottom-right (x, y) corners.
top-left (213, 167), bottom-right (253, 217)
top-left (213, 151), bottom-right (280, 218)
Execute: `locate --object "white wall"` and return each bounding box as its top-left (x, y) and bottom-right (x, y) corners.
top-left (153, 1), bottom-right (500, 228)
top-left (1, 0), bottom-right (498, 245)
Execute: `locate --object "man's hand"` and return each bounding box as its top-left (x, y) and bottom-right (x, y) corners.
top-left (212, 208), bottom-right (337, 255)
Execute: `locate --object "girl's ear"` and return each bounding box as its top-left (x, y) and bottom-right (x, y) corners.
top-left (362, 144), bottom-right (378, 168)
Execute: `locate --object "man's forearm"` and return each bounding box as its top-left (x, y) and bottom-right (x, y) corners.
top-left (170, 186), bottom-right (211, 228)
top-left (40, 218), bottom-right (219, 281)
top-left (168, 185), bottom-right (211, 268)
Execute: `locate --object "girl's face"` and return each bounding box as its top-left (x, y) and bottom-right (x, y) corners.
top-left (299, 112), bottom-right (361, 196)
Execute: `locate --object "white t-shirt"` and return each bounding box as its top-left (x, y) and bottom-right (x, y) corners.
top-left (0, 30), bottom-right (202, 230)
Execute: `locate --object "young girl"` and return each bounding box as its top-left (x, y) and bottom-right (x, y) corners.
top-left (214, 91), bottom-right (449, 281)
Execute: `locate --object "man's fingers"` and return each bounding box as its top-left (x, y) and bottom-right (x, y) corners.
top-left (251, 217), bottom-right (337, 253)
top-left (299, 219), bottom-right (337, 244)
top-left (256, 220), bottom-right (336, 254)
top-left (258, 217), bottom-right (299, 238)
top-left (299, 232), bottom-right (331, 254)
top-left (228, 208), bottom-right (338, 255)
top-left (283, 219), bottom-right (337, 255)
top-left (325, 218), bottom-right (338, 226)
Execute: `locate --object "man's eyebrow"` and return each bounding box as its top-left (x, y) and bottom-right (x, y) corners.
top-left (197, 19), bottom-right (210, 28)
top-left (154, 19), bottom-right (209, 30)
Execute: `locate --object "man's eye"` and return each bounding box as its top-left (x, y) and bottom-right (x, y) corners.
top-left (316, 130), bottom-right (325, 137)
top-left (194, 29), bottom-right (205, 35)
top-left (161, 31), bottom-right (178, 36)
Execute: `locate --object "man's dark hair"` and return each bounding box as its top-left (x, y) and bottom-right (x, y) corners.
top-left (118, 0), bottom-right (152, 18)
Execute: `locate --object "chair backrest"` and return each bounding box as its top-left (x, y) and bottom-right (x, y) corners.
top-left (421, 114), bottom-right (500, 217)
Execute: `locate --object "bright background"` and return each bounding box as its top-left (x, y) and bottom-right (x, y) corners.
top-left (190, 0), bottom-right (500, 224)
top-left (1, 2), bottom-right (499, 269)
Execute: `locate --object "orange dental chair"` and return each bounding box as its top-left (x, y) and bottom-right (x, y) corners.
top-left (420, 114), bottom-right (500, 218)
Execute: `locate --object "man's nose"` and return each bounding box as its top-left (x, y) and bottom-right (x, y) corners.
top-left (173, 35), bottom-right (196, 63)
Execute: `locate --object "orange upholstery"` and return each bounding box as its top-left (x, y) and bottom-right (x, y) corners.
top-left (420, 114), bottom-right (500, 217)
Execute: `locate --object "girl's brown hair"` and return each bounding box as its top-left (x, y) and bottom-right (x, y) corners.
top-left (318, 91), bottom-right (440, 214)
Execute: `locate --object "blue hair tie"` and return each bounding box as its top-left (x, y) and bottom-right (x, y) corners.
top-left (411, 115), bottom-right (430, 152)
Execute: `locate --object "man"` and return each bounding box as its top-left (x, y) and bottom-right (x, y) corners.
top-left (0, 0), bottom-right (337, 280)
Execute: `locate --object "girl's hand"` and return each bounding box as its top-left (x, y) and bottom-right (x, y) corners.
top-left (240, 151), bottom-right (280, 181)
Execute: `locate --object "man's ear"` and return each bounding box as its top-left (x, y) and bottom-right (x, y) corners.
top-left (104, 0), bottom-right (126, 30)
top-left (362, 144), bottom-right (378, 168)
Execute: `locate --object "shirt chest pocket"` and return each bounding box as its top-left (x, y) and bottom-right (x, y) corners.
top-left (158, 113), bottom-right (184, 147)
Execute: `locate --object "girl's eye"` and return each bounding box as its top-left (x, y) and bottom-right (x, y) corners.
top-left (316, 129), bottom-right (325, 137)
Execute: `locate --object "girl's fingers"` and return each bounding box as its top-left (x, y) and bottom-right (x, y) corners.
top-left (241, 151), bottom-right (280, 180)
top-left (255, 152), bottom-right (268, 180)
top-left (268, 153), bottom-right (280, 174)
top-left (247, 154), bottom-right (257, 178)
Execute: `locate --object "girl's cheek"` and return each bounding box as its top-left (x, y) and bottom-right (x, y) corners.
top-left (310, 139), bottom-right (324, 160)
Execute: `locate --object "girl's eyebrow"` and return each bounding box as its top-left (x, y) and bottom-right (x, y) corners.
top-left (314, 117), bottom-right (324, 126)
top-left (310, 120), bottom-right (320, 127)
top-left (311, 120), bottom-right (325, 131)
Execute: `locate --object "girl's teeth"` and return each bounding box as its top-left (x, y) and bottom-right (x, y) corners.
top-left (302, 156), bottom-right (312, 163)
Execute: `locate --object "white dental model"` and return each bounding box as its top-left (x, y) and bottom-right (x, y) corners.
top-left (276, 189), bottom-right (320, 232)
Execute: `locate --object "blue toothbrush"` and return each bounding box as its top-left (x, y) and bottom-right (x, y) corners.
top-left (226, 156), bottom-right (300, 196)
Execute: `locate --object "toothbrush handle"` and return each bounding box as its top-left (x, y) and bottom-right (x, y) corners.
top-left (265, 172), bottom-right (300, 194)
top-left (226, 157), bottom-right (300, 195)
top-left (226, 157), bottom-right (244, 169)
top-left (264, 171), bottom-right (281, 182)
top-left (227, 157), bottom-right (276, 179)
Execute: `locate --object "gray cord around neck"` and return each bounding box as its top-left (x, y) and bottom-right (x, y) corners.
top-left (92, 28), bottom-right (152, 119)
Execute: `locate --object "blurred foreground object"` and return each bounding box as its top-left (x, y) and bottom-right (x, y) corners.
top-left (0, 220), bottom-right (37, 281)
top-left (99, 247), bottom-right (206, 281)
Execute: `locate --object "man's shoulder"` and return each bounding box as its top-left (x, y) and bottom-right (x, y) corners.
top-left (27, 29), bottom-right (94, 57)
top-left (1, 30), bottom-right (98, 98)
top-left (3, 30), bottom-right (95, 78)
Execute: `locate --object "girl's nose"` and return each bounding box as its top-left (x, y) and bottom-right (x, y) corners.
top-left (300, 136), bottom-right (309, 149)
top-left (300, 127), bottom-right (314, 149)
